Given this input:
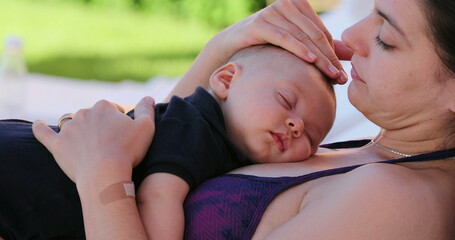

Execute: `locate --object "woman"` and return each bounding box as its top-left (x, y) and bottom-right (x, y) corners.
top-left (31, 0), bottom-right (455, 239)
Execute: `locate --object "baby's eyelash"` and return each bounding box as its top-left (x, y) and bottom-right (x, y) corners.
top-left (375, 35), bottom-right (394, 51)
top-left (279, 93), bottom-right (292, 110)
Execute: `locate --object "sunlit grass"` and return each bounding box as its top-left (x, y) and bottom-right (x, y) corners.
top-left (0, 0), bottom-right (219, 81)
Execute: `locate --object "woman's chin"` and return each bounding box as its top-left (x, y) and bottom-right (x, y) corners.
top-left (347, 82), bottom-right (359, 104)
top-left (347, 82), bottom-right (368, 113)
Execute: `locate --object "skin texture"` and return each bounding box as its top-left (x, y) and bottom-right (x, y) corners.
top-left (344, 0), bottom-right (455, 154)
top-left (136, 46), bottom-right (336, 239)
top-left (33, 97), bottom-right (155, 239)
top-left (31, 0), bottom-right (455, 239)
top-left (165, 0), bottom-right (354, 101)
top-left (211, 46), bottom-right (336, 163)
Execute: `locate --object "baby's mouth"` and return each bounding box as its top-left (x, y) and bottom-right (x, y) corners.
top-left (271, 132), bottom-right (288, 152)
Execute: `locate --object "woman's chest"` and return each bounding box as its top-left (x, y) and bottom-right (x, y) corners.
top-left (251, 173), bottom-right (341, 239)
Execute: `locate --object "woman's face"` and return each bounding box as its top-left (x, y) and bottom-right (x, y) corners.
top-left (342, 0), bottom-right (451, 129)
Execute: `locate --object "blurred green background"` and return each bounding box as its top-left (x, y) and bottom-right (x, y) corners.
top-left (0, 0), bottom-right (266, 82)
top-left (0, 0), bottom-right (337, 82)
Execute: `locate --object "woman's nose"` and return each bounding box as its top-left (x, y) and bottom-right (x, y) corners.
top-left (286, 118), bottom-right (304, 138)
top-left (341, 17), bottom-right (370, 57)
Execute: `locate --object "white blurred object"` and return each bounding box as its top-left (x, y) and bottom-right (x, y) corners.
top-left (24, 74), bottom-right (179, 125)
top-left (0, 36), bottom-right (28, 119)
top-left (348, 0), bottom-right (375, 21)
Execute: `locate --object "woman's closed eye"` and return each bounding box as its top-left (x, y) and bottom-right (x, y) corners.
top-left (375, 35), bottom-right (394, 51)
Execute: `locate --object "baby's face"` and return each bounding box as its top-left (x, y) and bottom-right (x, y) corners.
top-left (221, 54), bottom-right (336, 163)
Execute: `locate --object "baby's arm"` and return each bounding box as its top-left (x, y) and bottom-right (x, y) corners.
top-left (137, 173), bottom-right (190, 240)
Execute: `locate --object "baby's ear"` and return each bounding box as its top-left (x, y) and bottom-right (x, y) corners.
top-left (209, 62), bottom-right (241, 100)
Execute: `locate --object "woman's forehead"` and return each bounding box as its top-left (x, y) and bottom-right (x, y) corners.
top-left (375, 0), bottom-right (427, 35)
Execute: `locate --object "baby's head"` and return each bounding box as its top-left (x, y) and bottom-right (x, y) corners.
top-left (209, 44), bottom-right (336, 163)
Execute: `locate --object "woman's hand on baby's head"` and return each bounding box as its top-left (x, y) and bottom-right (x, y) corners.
top-left (32, 96), bottom-right (156, 183)
top-left (217, 0), bottom-right (348, 84)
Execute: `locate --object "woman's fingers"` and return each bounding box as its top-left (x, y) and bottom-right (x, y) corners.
top-left (131, 96), bottom-right (156, 167)
top-left (134, 96), bottom-right (155, 121)
top-left (267, 2), bottom-right (343, 80)
top-left (32, 120), bottom-right (58, 153)
top-left (207, 0), bottom-right (349, 84)
top-left (257, 0), bottom-right (348, 83)
top-left (251, 17), bottom-right (317, 62)
top-left (334, 40), bottom-right (354, 61)
top-left (91, 99), bottom-right (123, 115)
top-left (292, 0), bottom-right (334, 45)
top-left (31, 98), bottom-right (157, 182)
top-left (33, 119), bottom-right (77, 181)
top-left (272, 0), bottom-right (334, 56)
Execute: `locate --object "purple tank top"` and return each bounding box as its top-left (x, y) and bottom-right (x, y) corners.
top-left (183, 140), bottom-right (455, 240)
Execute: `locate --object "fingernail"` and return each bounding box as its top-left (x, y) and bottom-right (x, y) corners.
top-left (328, 64), bottom-right (339, 76)
top-left (340, 71), bottom-right (349, 83)
top-left (33, 119), bottom-right (44, 125)
top-left (307, 52), bottom-right (317, 61)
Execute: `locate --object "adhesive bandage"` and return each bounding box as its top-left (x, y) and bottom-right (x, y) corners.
top-left (99, 181), bottom-right (135, 204)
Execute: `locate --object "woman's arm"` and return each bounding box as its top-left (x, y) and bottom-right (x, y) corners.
top-left (166, 0), bottom-right (352, 100)
top-left (32, 97), bottom-right (156, 239)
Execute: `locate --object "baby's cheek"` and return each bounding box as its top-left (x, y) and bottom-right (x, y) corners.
top-left (247, 141), bottom-right (273, 163)
top-left (293, 144), bottom-right (311, 162)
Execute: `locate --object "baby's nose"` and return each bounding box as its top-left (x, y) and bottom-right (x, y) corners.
top-left (286, 118), bottom-right (304, 138)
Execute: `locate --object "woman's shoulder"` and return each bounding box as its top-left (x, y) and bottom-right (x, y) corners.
top-left (325, 162), bottom-right (455, 237)
top-left (341, 162), bottom-right (450, 202)
top-left (346, 161), bottom-right (425, 181)
top-left (270, 162), bottom-right (455, 239)
top-left (291, 162), bottom-right (453, 238)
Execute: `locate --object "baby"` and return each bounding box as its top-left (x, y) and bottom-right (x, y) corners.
top-left (133, 44), bottom-right (336, 239)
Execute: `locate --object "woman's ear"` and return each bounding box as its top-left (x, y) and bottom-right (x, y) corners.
top-left (209, 62), bottom-right (241, 100)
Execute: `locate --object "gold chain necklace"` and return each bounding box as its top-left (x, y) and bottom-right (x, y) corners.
top-left (370, 139), bottom-right (413, 158)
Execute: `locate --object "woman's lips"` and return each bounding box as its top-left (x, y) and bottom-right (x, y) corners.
top-left (271, 132), bottom-right (288, 152)
top-left (351, 66), bottom-right (365, 83)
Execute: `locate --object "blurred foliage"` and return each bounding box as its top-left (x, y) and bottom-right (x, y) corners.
top-left (0, 0), bottom-right (339, 82)
top-left (73, 0), bottom-right (267, 28)
top-left (0, 0), bottom-right (267, 82)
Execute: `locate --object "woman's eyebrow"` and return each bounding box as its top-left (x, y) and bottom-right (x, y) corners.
top-left (376, 8), bottom-right (411, 46)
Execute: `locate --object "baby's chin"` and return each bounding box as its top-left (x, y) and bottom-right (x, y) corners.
top-left (248, 154), bottom-right (290, 164)
top-left (251, 151), bottom-right (314, 164)
top-left (245, 151), bottom-right (273, 164)
top-left (248, 157), bottom-right (269, 164)
top-left (242, 142), bottom-right (309, 164)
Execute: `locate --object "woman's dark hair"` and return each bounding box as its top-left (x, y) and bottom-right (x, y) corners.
top-left (422, 0), bottom-right (455, 76)
top-left (422, 0), bottom-right (455, 148)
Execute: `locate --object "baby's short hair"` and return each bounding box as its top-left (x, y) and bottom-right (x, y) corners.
top-left (227, 44), bottom-right (335, 95)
